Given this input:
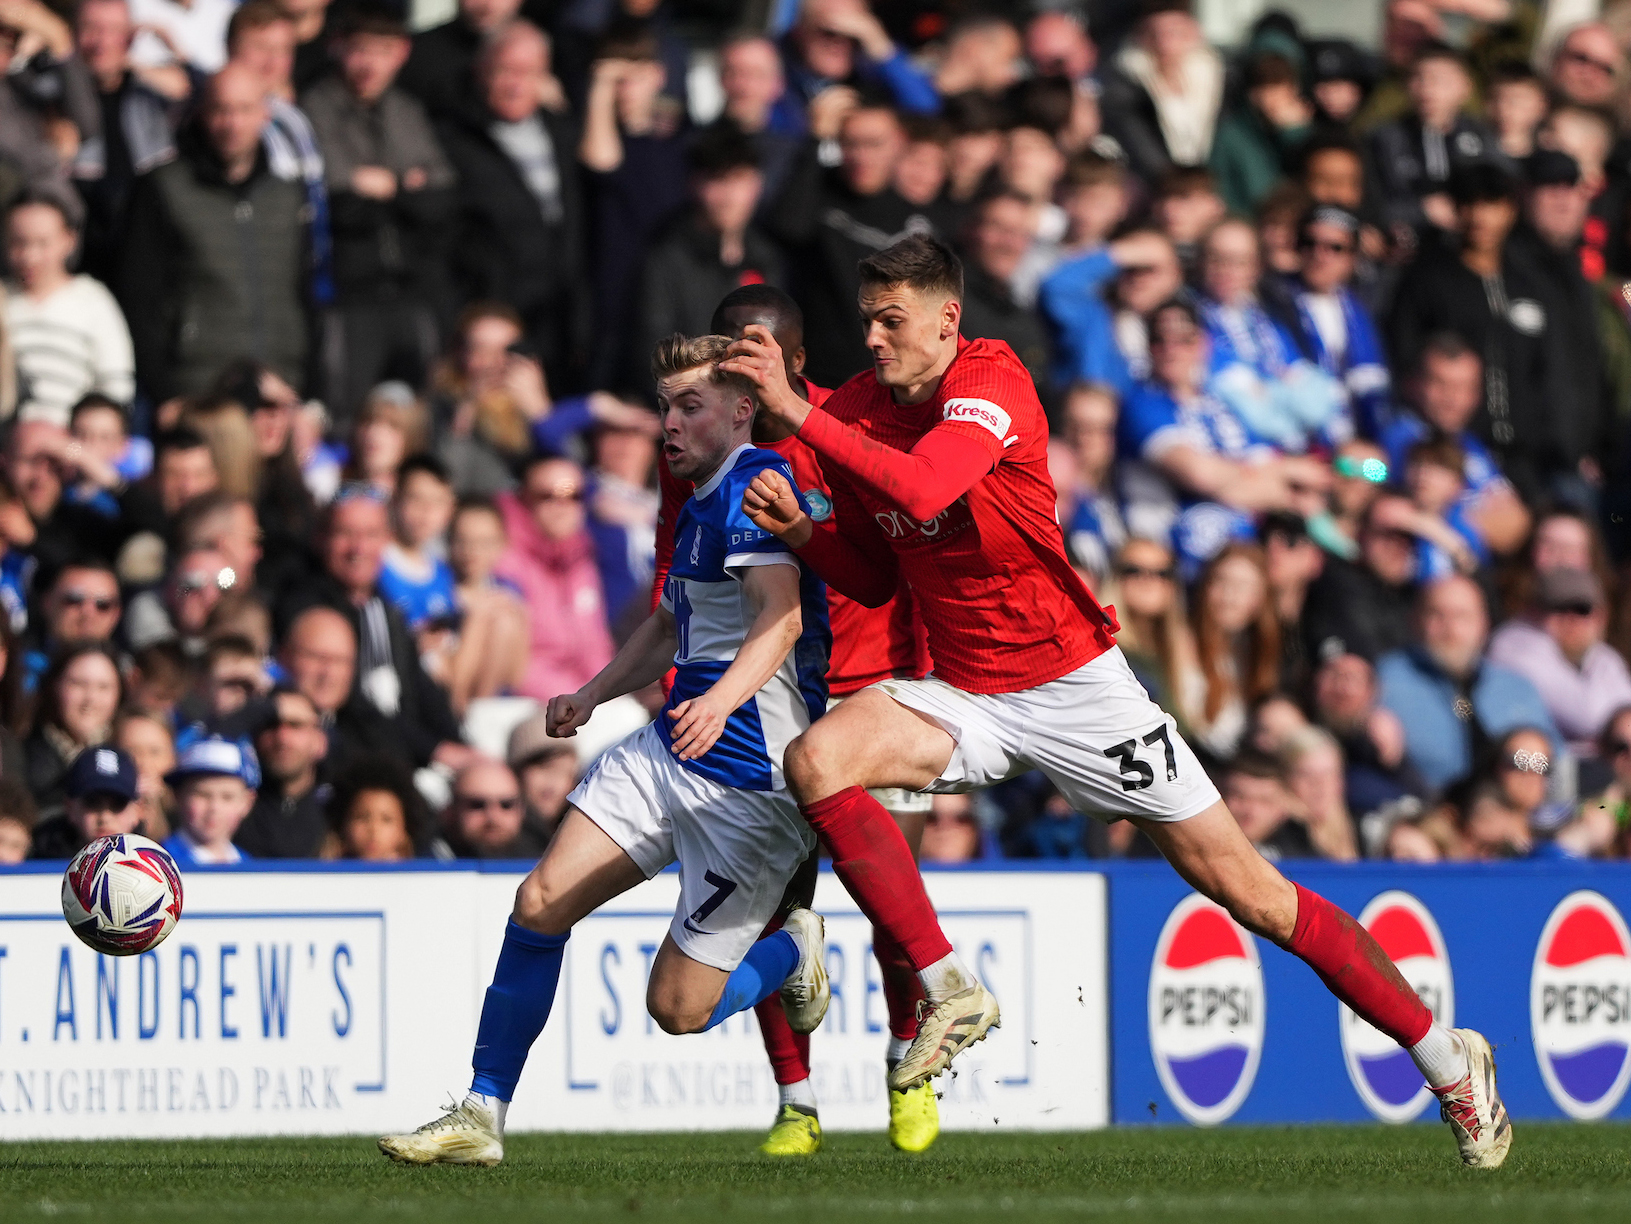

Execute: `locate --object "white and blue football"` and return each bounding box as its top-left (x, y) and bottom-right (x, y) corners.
top-left (62, 834), bottom-right (184, 956)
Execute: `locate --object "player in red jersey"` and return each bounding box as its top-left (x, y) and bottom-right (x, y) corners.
top-left (654, 286), bottom-right (940, 1156)
top-left (723, 235), bottom-right (1511, 1169)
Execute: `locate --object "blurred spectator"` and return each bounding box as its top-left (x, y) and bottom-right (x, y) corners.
top-left (379, 453), bottom-right (457, 633)
top-left (73, 0), bottom-right (187, 285)
top-left (1149, 167), bottom-right (1224, 272)
top-left (768, 101), bottom-right (924, 388)
top-left (322, 750), bottom-right (433, 859)
top-left (400, 0), bottom-right (524, 124)
top-left (1101, 0), bottom-right (1224, 184)
top-left (0, 0), bottom-right (95, 215)
top-left (578, 28), bottom-right (690, 389)
top-left (282, 489), bottom-right (465, 769)
top-left (5, 194), bottom-right (135, 426)
top-left (709, 33), bottom-right (797, 208)
top-left (439, 21), bottom-right (584, 395)
top-left (345, 382), bottom-right (426, 496)
top-left (1482, 723), bottom-right (1570, 836)
top-left (1556, 706), bottom-right (1631, 858)
top-left (1184, 542), bottom-right (1280, 759)
top-left (121, 64), bottom-right (310, 399)
top-left (1400, 435), bottom-right (1484, 578)
top-left (495, 455), bottom-right (614, 704)
top-left (114, 708), bottom-right (174, 840)
top-left (1380, 334), bottom-right (1531, 557)
top-left (1456, 778), bottom-right (1532, 859)
top-left (1369, 43), bottom-right (1494, 239)
top-left (1545, 23), bottom-right (1626, 111)
top-left (24, 643), bottom-right (124, 813)
top-left (1058, 384), bottom-right (1126, 581)
top-left (1247, 692), bottom-right (1308, 758)
top-left (1112, 537), bottom-right (1199, 721)
top-left (28, 561), bottom-right (122, 677)
top-left (124, 640), bottom-right (189, 721)
top-left (1388, 165), bottom-right (1580, 505)
top-left (1307, 38), bottom-right (1370, 129)
top-left (891, 114), bottom-right (951, 215)
top-left (1287, 206), bottom-right (1392, 439)
top-left (934, 13), bottom-right (1022, 99)
top-left (1209, 50), bottom-right (1313, 216)
top-left (957, 190), bottom-right (1053, 413)
top-left (5, 420), bottom-right (121, 570)
top-left (1487, 567), bottom-right (1631, 758)
top-left (1261, 511), bottom-right (1322, 687)
top-left (64, 395), bottom-right (149, 520)
top-left (1486, 62), bottom-right (1548, 161)
top-left (278, 605), bottom-right (398, 766)
top-left (941, 90), bottom-right (1005, 211)
top-left (1118, 297), bottom-right (1327, 574)
top-left (235, 685), bottom-right (328, 857)
top-left (123, 543), bottom-right (235, 654)
top-left (283, 0), bottom-right (335, 94)
top-left (443, 756), bottom-right (544, 858)
top-left (634, 129), bottom-right (779, 390)
top-left (1280, 725), bottom-right (1360, 859)
top-left (1196, 217), bottom-right (1347, 452)
top-left (1378, 574), bottom-right (1559, 793)
top-left (0, 778), bottom-right (36, 864)
top-left (1057, 153), bottom-right (1129, 259)
top-left (1041, 228), bottom-right (1180, 395)
top-left (429, 303), bottom-right (542, 497)
top-left (1221, 750), bottom-right (1315, 859)
top-left (779, 0), bottom-right (938, 137)
top-left (161, 734), bottom-right (259, 865)
top-left (920, 792), bottom-right (982, 864)
top-left (506, 709), bottom-right (575, 844)
top-left (303, 6), bottom-right (456, 429)
top-left (29, 743), bottom-right (142, 857)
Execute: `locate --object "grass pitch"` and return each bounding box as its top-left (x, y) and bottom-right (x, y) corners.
top-left (1, 1125), bottom-right (1626, 1224)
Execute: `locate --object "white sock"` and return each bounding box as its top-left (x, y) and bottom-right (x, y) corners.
top-left (1409, 1023), bottom-right (1468, 1090)
top-left (885, 1035), bottom-right (912, 1066)
top-left (784, 923), bottom-right (807, 964)
top-left (917, 952), bottom-right (975, 1003)
top-left (778, 1078), bottom-right (817, 1111)
top-left (465, 1091), bottom-right (509, 1133)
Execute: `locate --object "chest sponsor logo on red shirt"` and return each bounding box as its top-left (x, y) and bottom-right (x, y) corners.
top-left (873, 497), bottom-right (975, 547)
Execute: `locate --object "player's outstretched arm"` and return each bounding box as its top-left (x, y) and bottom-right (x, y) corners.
top-left (743, 469), bottom-right (899, 608)
top-left (668, 562), bottom-right (801, 761)
top-left (719, 326), bottom-right (813, 432)
top-left (547, 606), bottom-right (679, 738)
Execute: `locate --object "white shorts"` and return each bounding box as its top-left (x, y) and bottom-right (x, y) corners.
top-left (568, 723), bottom-right (816, 971)
top-left (826, 694), bottom-right (933, 816)
top-left (874, 647), bottom-right (1219, 824)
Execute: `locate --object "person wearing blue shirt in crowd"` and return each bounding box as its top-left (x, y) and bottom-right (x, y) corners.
top-left (775, 0), bottom-right (940, 139)
top-left (1288, 206), bottom-right (1394, 438)
top-left (1118, 297), bottom-right (1330, 576)
top-left (1378, 574), bottom-right (1561, 794)
top-left (1041, 229), bottom-right (1181, 395)
top-left (162, 735), bottom-right (260, 867)
top-left (1196, 218), bottom-right (1348, 452)
top-left (1379, 333), bottom-right (1532, 559)
top-left (379, 454), bottom-right (460, 632)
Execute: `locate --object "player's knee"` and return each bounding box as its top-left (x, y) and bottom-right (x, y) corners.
top-left (512, 875), bottom-right (572, 936)
top-left (646, 983), bottom-right (711, 1035)
top-left (783, 732), bottom-right (838, 802)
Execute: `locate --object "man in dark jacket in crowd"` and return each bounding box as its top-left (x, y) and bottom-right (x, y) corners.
top-left (957, 189), bottom-right (1056, 418)
top-left (769, 100), bottom-right (935, 387)
top-left (234, 685), bottom-right (331, 858)
top-left (399, 0), bottom-right (521, 123)
top-left (302, 6), bottom-right (457, 427)
top-left (1302, 492), bottom-right (1423, 664)
top-left (633, 129), bottom-right (780, 393)
top-left (1387, 163), bottom-right (1579, 503)
top-left (437, 20), bottom-right (583, 394)
top-left (120, 63), bottom-right (310, 399)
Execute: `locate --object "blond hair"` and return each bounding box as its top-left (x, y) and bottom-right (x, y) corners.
top-left (650, 333), bottom-right (756, 402)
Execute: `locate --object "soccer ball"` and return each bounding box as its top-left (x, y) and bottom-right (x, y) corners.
top-left (62, 834), bottom-right (184, 955)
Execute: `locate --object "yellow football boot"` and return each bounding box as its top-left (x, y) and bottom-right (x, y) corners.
top-left (760, 1104), bottom-right (822, 1156)
top-left (887, 1079), bottom-right (940, 1153)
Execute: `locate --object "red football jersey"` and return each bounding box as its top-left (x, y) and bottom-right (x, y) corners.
top-left (652, 381), bottom-right (930, 695)
top-left (800, 336), bottom-right (1118, 694)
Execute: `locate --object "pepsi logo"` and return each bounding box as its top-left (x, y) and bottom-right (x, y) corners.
top-left (1149, 894), bottom-right (1264, 1125)
top-left (1531, 890), bottom-right (1631, 1119)
top-left (1339, 891), bottom-right (1453, 1122)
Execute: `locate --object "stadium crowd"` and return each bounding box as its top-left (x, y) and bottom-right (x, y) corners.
top-left (1, 0), bottom-right (1631, 868)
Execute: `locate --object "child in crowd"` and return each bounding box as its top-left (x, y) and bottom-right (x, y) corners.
top-left (892, 115), bottom-right (951, 209)
top-left (433, 498), bottom-right (529, 712)
top-left (380, 454), bottom-right (459, 633)
top-left (64, 394), bottom-right (152, 518)
top-left (1150, 167), bottom-right (1226, 272)
top-left (1403, 436), bottom-right (1483, 578)
top-left (1485, 62), bottom-right (1549, 160)
top-left (1058, 153), bottom-right (1130, 254)
top-left (161, 736), bottom-right (260, 866)
top-left (0, 777), bottom-right (37, 864)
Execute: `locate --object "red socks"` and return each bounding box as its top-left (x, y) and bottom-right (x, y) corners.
top-left (801, 787), bottom-right (952, 970)
top-left (755, 997), bottom-right (812, 1085)
top-left (873, 927), bottom-right (925, 1040)
top-left (1287, 883), bottom-right (1433, 1047)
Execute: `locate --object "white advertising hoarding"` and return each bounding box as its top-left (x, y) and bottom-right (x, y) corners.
top-left (0, 867), bottom-right (1106, 1139)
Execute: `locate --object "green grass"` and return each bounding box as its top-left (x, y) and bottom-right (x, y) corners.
top-left (0, 1126), bottom-right (1627, 1224)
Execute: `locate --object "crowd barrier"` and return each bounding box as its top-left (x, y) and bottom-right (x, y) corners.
top-left (0, 859), bottom-right (1627, 1139)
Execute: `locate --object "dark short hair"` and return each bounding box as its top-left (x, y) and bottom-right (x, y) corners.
top-left (226, 0), bottom-right (289, 51)
top-left (1226, 750), bottom-right (1284, 783)
top-left (941, 89), bottom-right (1008, 136)
top-left (154, 426), bottom-right (210, 459)
top-left (1146, 295), bottom-right (1201, 330)
top-left (1412, 40), bottom-right (1467, 72)
top-left (1418, 331), bottom-right (1478, 369)
top-left (1449, 162), bottom-right (1516, 206)
top-left (1062, 151), bottom-right (1128, 191)
top-left (7, 189), bottom-right (80, 232)
top-left (1489, 59), bottom-right (1541, 89)
top-left (1407, 434), bottom-right (1466, 474)
top-left (340, 2), bottom-right (407, 39)
top-left (396, 452), bottom-right (452, 490)
top-left (857, 234), bottom-right (964, 303)
top-left (1245, 51), bottom-right (1299, 90)
top-left (711, 284), bottom-right (803, 338)
top-left (687, 128), bottom-right (760, 177)
top-left (1006, 75), bottom-right (1074, 136)
top-left (453, 496), bottom-right (505, 527)
top-left (1154, 166), bottom-right (1216, 201)
top-left (68, 393), bottom-right (127, 429)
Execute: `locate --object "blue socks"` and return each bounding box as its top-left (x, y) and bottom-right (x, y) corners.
top-left (703, 931), bottom-right (800, 1031)
top-left (471, 918), bottom-right (568, 1101)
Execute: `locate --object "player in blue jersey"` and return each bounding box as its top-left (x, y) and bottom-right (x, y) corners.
top-left (379, 334), bottom-right (833, 1166)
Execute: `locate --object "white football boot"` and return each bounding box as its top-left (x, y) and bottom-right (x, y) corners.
top-left (1431, 1029), bottom-right (1513, 1169)
top-left (887, 982), bottom-right (1001, 1091)
top-left (379, 1096), bottom-right (504, 1166)
top-left (778, 908), bottom-right (831, 1034)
